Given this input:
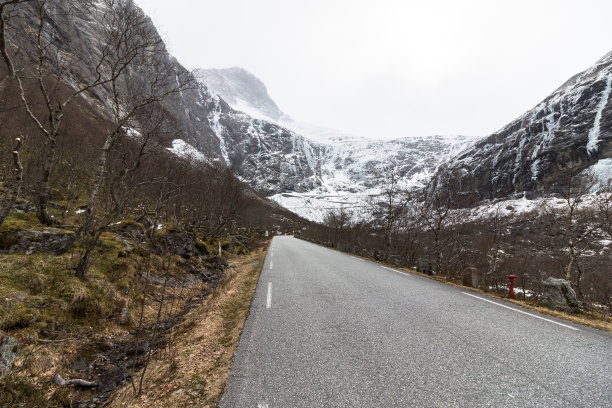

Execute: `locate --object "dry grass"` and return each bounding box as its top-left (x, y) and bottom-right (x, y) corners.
top-left (108, 245), bottom-right (268, 408)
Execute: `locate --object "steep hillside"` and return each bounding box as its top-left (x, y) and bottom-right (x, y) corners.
top-left (439, 51), bottom-right (612, 200)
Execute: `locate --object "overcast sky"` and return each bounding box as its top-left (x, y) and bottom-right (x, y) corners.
top-left (135, 0), bottom-right (612, 139)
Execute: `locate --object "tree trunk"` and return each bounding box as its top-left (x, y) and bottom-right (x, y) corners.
top-left (79, 136), bottom-right (112, 239)
top-left (0, 136), bottom-right (24, 225)
top-left (37, 134), bottom-right (57, 225)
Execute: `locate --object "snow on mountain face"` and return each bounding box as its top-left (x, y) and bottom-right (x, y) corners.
top-left (195, 68), bottom-right (289, 122)
top-left (440, 51), bottom-right (612, 200)
top-left (197, 69), bottom-right (475, 221)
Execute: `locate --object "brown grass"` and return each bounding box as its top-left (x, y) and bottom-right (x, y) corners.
top-left (108, 245), bottom-right (268, 408)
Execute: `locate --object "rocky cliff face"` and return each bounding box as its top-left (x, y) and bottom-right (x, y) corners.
top-left (198, 69), bottom-right (474, 220)
top-left (6, 0), bottom-right (224, 159)
top-left (439, 51), bottom-right (612, 200)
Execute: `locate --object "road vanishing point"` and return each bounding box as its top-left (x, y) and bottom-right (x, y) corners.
top-left (220, 236), bottom-right (612, 407)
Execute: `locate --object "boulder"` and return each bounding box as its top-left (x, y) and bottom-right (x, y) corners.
top-left (542, 277), bottom-right (580, 313)
top-left (109, 220), bottom-right (145, 242)
top-left (158, 230), bottom-right (198, 258)
top-left (416, 259), bottom-right (433, 275)
top-left (1, 228), bottom-right (75, 255)
top-left (462, 267), bottom-right (479, 288)
top-left (0, 335), bottom-right (21, 371)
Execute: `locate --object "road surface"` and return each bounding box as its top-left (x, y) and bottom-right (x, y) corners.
top-left (220, 236), bottom-right (612, 407)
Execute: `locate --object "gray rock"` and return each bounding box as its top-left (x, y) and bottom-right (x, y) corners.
top-left (542, 277), bottom-right (580, 313)
top-left (1, 228), bottom-right (75, 255)
top-left (0, 336), bottom-right (21, 371)
top-left (417, 259), bottom-right (433, 275)
top-left (462, 267), bottom-right (479, 288)
top-left (119, 307), bottom-right (132, 326)
top-left (159, 230), bottom-right (198, 258)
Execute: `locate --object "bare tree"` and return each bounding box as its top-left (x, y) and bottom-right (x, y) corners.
top-left (0, 0), bottom-right (31, 223)
top-left (486, 203), bottom-right (504, 280)
top-left (1, 0), bottom-right (123, 224)
top-left (323, 207), bottom-right (352, 248)
top-left (541, 167), bottom-right (598, 295)
top-left (78, 0), bottom-right (194, 242)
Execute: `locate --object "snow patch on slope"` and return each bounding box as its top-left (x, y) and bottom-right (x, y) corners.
top-left (167, 139), bottom-right (206, 162)
top-left (587, 158), bottom-right (612, 190)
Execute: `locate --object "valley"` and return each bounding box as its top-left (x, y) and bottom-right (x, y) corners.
top-left (0, 1), bottom-right (610, 407)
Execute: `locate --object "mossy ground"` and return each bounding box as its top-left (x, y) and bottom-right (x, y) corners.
top-left (0, 207), bottom-right (262, 407)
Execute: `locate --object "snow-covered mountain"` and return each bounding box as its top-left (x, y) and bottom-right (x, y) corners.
top-left (437, 51), bottom-right (612, 200)
top-left (195, 67), bottom-right (290, 123)
top-left (198, 68), bottom-right (474, 221)
top-left (14, 1), bottom-right (608, 223)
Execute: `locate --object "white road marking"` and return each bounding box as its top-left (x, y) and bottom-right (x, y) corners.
top-left (258, 403), bottom-right (269, 408)
top-left (270, 260), bottom-right (273, 270)
top-left (462, 292), bottom-right (580, 331)
top-left (381, 265), bottom-right (410, 276)
top-left (352, 256), bottom-right (365, 262)
top-left (266, 283), bottom-right (272, 309)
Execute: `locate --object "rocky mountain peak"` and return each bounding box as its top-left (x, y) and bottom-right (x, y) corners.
top-left (194, 67), bottom-right (288, 122)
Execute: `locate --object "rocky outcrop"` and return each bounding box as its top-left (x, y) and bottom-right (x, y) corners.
top-left (0, 228), bottom-right (75, 255)
top-left (542, 277), bottom-right (581, 313)
top-left (437, 51), bottom-right (612, 201)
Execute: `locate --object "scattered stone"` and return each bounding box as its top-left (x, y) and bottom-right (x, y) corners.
top-left (542, 277), bottom-right (580, 313)
top-left (0, 335), bottom-right (20, 371)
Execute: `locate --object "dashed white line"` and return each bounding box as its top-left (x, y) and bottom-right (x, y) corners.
top-left (381, 265), bottom-right (411, 277)
top-left (266, 282), bottom-right (272, 309)
top-left (462, 292), bottom-right (580, 331)
top-left (352, 256), bottom-right (365, 262)
top-left (270, 260), bottom-right (273, 270)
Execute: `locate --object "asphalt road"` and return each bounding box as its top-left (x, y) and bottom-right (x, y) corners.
top-left (220, 236), bottom-right (612, 407)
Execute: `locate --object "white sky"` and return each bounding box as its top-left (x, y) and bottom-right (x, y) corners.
top-left (135, 0), bottom-right (612, 139)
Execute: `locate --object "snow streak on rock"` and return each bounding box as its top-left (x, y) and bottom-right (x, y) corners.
top-left (587, 72), bottom-right (612, 154)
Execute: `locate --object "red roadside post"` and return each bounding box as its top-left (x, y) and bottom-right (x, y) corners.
top-left (507, 275), bottom-right (518, 298)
